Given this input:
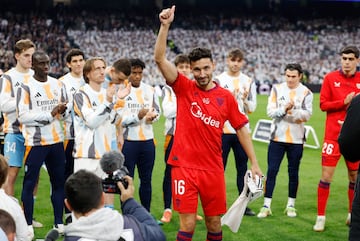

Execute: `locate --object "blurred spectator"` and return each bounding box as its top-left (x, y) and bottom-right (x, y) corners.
top-left (0, 7), bottom-right (359, 87)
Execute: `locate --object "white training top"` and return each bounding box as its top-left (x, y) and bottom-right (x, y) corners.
top-left (59, 72), bottom-right (85, 140)
top-left (216, 71), bottom-right (256, 133)
top-left (267, 82), bottom-right (313, 144)
top-left (17, 75), bottom-right (68, 146)
top-left (161, 85), bottom-right (176, 136)
top-left (0, 68), bottom-right (33, 134)
top-left (73, 84), bottom-right (120, 159)
top-left (121, 82), bottom-right (160, 141)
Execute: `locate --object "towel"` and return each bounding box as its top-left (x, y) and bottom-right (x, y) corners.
top-left (221, 170), bottom-right (264, 232)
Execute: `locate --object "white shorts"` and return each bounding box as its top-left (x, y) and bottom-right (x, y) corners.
top-left (74, 158), bottom-right (106, 178)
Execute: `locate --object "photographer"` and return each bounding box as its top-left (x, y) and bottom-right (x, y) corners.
top-left (63, 169), bottom-right (166, 241)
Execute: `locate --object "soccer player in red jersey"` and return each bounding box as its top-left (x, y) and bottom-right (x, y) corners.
top-left (154, 6), bottom-right (262, 241)
top-left (313, 45), bottom-right (360, 232)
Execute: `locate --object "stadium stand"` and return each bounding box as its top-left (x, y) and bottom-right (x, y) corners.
top-left (0, 7), bottom-right (359, 88)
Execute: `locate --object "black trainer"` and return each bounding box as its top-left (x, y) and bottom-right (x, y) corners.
top-left (244, 207), bottom-right (256, 216)
top-left (65, 215), bottom-right (72, 225)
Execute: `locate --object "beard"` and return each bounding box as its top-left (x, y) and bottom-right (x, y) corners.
top-left (195, 76), bottom-right (212, 88)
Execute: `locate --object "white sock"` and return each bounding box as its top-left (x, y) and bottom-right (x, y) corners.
top-left (264, 197), bottom-right (272, 208)
top-left (287, 197), bottom-right (296, 207)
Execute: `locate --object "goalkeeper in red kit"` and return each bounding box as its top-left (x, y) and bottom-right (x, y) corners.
top-left (313, 45), bottom-right (360, 232)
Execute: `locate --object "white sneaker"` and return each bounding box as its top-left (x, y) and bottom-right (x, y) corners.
top-left (257, 206), bottom-right (272, 218)
top-left (313, 216), bottom-right (326, 232)
top-left (285, 206), bottom-right (297, 217)
top-left (160, 209), bottom-right (172, 223)
top-left (53, 224), bottom-right (64, 235)
top-left (28, 225), bottom-right (34, 240)
top-left (346, 213), bottom-right (351, 226)
top-left (32, 219), bottom-right (43, 228)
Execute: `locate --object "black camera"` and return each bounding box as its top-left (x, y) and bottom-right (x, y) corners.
top-left (102, 166), bottom-right (129, 194)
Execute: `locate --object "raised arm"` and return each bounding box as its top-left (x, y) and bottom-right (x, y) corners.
top-left (154, 5), bottom-right (178, 85)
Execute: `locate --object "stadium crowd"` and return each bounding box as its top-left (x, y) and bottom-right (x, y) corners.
top-left (1, 8), bottom-right (359, 86)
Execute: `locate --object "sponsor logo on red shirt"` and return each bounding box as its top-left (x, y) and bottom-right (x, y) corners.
top-left (190, 102), bottom-right (220, 128)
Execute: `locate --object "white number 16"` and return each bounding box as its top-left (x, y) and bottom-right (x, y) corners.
top-left (174, 179), bottom-right (185, 195)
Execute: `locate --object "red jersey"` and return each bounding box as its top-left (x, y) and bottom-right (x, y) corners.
top-left (320, 70), bottom-right (360, 141)
top-left (168, 73), bottom-right (248, 172)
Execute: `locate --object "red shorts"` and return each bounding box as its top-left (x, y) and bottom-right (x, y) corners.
top-left (322, 139), bottom-right (359, 170)
top-left (171, 166), bottom-right (226, 216)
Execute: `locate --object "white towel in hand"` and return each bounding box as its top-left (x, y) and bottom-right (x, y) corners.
top-left (221, 170), bottom-right (264, 232)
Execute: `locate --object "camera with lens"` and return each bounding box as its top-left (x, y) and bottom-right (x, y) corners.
top-left (100, 150), bottom-right (129, 194)
top-left (102, 166), bottom-right (129, 194)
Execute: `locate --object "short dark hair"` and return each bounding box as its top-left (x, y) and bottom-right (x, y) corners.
top-left (174, 54), bottom-right (190, 67)
top-left (0, 155), bottom-right (9, 186)
top-left (188, 47), bottom-right (213, 64)
top-left (65, 48), bottom-right (85, 64)
top-left (0, 209), bottom-right (16, 236)
top-left (113, 58), bottom-right (131, 76)
top-left (227, 48), bottom-right (244, 60)
top-left (32, 50), bottom-right (48, 63)
top-left (340, 46), bottom-right (360, 58)
top-left (284, 63), bottom-right (303, 74)
top-left (65, 170), bottom-right (103, 214)
top-left (129, 58), bottom-right (145, 69)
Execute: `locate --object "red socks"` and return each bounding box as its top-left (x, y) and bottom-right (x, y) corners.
top-left (206, 231), bottom-right (222, 241)
top-left (176, 230), bottom-right (223, 241)
top-left (349, 182), bottom-right (355, 212)
top-left (176, 231), bottom-right (194, 241)
top-left (317, 180), bottom-right (330, 215)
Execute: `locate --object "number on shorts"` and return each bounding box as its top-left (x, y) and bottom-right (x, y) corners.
top-left (6, 142), bottom-right (16, 153)
top-left (174, 179), bottom-right (185, 195)
top-left (322, 142), bottom-right (334, 155)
